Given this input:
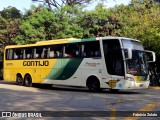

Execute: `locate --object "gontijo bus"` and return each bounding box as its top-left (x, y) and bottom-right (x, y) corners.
top-left (3, 37), bottom-right (155, 92)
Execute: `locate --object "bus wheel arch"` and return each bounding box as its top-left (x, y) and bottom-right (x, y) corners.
top-left (86, 76), bottom-right (101, 92)
top-left (16, 73), bottom-right (24, 86)
top-left (24, 74), bottom-right (32, 87)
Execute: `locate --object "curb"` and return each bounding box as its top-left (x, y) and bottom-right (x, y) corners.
top-left (148, 86), bottom-right (160, 90)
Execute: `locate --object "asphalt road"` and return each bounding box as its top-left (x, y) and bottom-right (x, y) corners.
top-left (0, 80), bottom-right (159, 120)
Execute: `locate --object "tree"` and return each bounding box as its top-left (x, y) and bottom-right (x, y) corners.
top-left (13, 5), bottom-right (84, 44)
top-left (73, 3), bottom-right (123, 38)
top-left (111, 1), bottom-right (160, 61)
top-left (0, 15), bottom-right (7, 45)
top-left (0, 6), bottom-right (21, 19)
top-left (0, 7), bottom-right (21, 46)
top-left (32, 0), bottom-right (93, 9)
top-left (13, 6), bottom-right (54, 44)
top-left (0, 15), bottom-right (21, 60)
top-left (52, 5), bottom-right (84, 38)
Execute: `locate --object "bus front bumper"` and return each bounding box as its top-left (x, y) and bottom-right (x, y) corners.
top-left (122, 80), bottom-right (150, 89)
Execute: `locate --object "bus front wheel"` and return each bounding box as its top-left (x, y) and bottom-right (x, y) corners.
top-left (87, 77), bottom-right (101, 92)
top-left (16, 74), bottom-right (24, 86)
top-left (24, 74), bottom-right (32, 87)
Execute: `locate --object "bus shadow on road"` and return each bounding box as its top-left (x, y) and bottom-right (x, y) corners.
top-left (0, 81), bottom-right (143, 95)
top-left (32, 83), bottom-right (143, 95)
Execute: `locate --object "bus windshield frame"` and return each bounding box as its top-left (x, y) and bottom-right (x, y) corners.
top-left (121, 39), bottom-right (149, 76)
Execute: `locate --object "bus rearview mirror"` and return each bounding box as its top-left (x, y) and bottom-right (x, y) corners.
top-left (127, 48), bottom-right (132, 59)
top-left (122, 48), bottom-right (132, 60)
top-left (145, 50), bottom-right (156, 62)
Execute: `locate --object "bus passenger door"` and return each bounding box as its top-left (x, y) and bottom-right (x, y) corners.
top-left (102, 39), bottom-right (125, 89)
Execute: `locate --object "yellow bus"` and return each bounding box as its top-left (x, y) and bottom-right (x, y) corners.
top-left (3, 37), bottom-right (155, 92)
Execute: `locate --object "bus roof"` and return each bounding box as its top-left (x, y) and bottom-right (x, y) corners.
top-left (5, 37), bottom-right (96, 49)
top-left (5, 36), bottom-right (141, 49)
top-left (100, 36), bottom-right (141, 42)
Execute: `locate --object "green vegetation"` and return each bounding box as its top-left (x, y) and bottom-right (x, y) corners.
top-left (0, 0), bottom-right (160, 66)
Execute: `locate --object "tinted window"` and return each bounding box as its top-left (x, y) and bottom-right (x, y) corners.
top-left (82, 41), bottom-right (101, 58)
top-left (13, 49), bottom-right (23, 59)
top-left (103, 39), bottom-right (124, 76)
top-left (34, 46), bottom-right (48, 59)
top-left (24, 48), bottom-right (33, 59)
top-left (48, 45), bottom-right (63, 58)
top-left (5, 41), bottom-right (101, 60)
top-left (64, 43), bottom-right (81, 58)
top-left (6, 49), bottom-right (13, 60)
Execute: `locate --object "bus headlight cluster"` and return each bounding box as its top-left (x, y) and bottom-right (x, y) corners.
top-left (125, 77), bottom-right (135, 81)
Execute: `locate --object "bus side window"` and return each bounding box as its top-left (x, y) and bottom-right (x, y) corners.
top-left (48, 47), bottom-right (55, 58)
top-left (82, 41), bottom-right (101, 58)
top-left (14, 52), bottom-right (18, 59)
top-left (49, 51), bottom-right (54, 58)
top-left (64, 43), bottom-right (80, 58)
top-left (6, 49), bottom-right (13, 60)
top-left (27, 54), bottom-right (31, 59)
top-left (13, 49), bottom-right (23, 59)
top-left (56, 51), bottom-right (61, 58)
top-left (41, 47), bottom-right (48, 58)
top-left (24, 48), bottom-right (33, 59)
top-left (95, 51), bottom-right (101, 57)
top-left (48, 44), bottom-right (62, 58)
top-left (34, 47), bottom-right (41, 59)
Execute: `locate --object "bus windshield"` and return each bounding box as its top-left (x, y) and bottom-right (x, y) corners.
top-left (122, 39), bottom-right (148, 76)
top-left (126, 50), bottom-right (148, 76)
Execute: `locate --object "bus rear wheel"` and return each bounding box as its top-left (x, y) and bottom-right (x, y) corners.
top-left (16, 74), bottom-right (24, 86)
top-left (24, 74), bottom-right (32, 87)
top-left (87, 77), bottom-right (101, 92)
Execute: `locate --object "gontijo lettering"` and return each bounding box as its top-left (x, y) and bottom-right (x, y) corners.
top-left (23, 61), bottom-right (49, 66)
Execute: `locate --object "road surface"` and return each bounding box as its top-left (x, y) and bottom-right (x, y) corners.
top-left (0, 81), bottom-right (159, 120)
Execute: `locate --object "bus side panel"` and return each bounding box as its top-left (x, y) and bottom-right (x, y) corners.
top-left (43, 58), bottom-right (83, 86)
top-left (43, 58), bottom-right (103, 87)
top-left (3, 60), bottom-right (16, 82)
top-left (80, 58), bottom-right (103, 87)
top-left (3, 68), bottom-right (15, 82)
top-left (26, 59), bottom-right (58, 83)
top-left (3, 59), bottom-right (58, 83)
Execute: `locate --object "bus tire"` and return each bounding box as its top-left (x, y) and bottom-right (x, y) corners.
top-left (24, 74), bottom-right (32, 87)
top-left (16, 74), bottom-right (24, 86)
top-left (87, 76), bottom-right (101, 92)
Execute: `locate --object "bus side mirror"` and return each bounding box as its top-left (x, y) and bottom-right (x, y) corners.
top-left (145, 50), bottom-right (156, 62)
top-left (122, 48), bottom-right (132, 60)
top-left (127, 48), bottom-right (132, 59)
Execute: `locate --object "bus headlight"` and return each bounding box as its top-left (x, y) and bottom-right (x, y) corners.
top-left (125, 77), bottom-right (135, 81)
